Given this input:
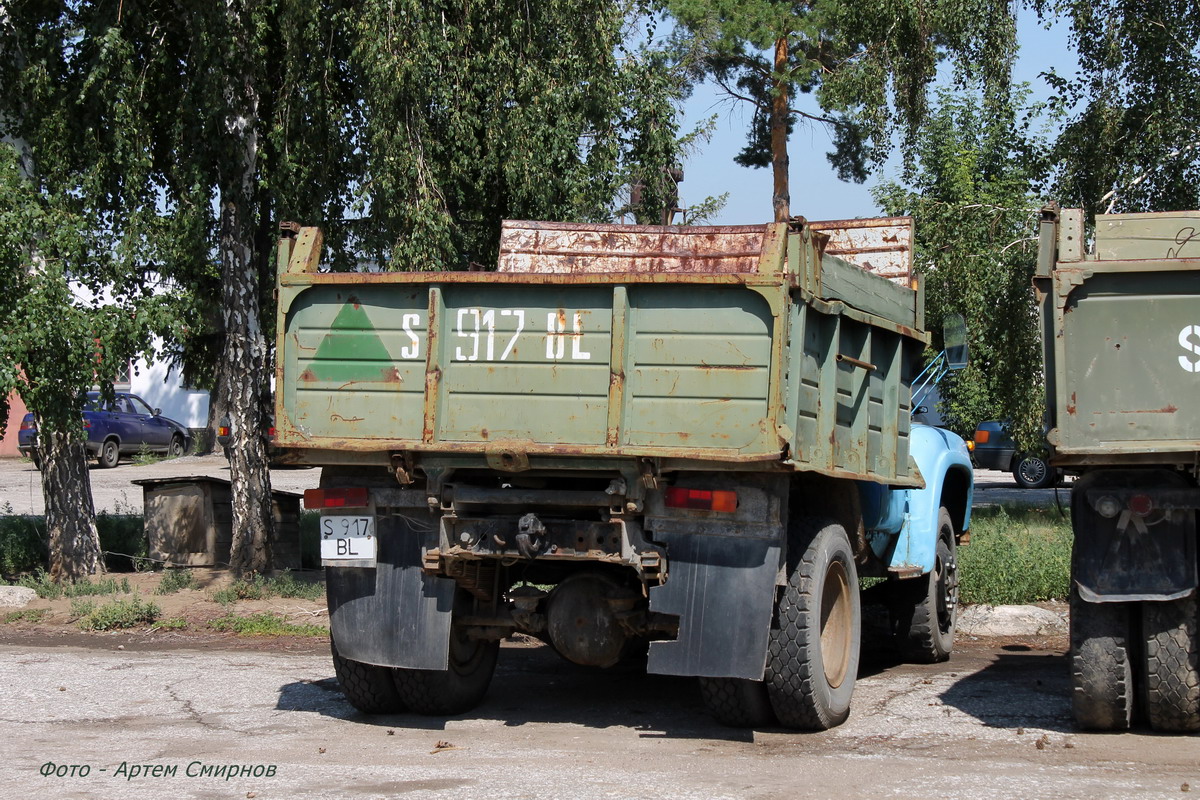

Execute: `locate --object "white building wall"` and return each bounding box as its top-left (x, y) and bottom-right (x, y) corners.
top-left (128, 341), bottom-right (211, 429)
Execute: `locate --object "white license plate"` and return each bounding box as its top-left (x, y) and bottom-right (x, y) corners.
top-left (320, 515), bottom-right (377, 562)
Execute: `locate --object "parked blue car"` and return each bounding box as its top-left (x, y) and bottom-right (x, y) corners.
top-left (17, 391), bottom-right (192, 469)
top-left (971, 419), bottom-right (1058, 489)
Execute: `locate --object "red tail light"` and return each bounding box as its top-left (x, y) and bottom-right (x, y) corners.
top-left (664, 487), bottom-right (738, 513)
top-left (973, 430), bottom-right (990, 444)
top-left (19, 418), bottom-right (33, 431)
top-left (268, 426), bottom-right (276, 440)
top-left (304, 487), bottom-right (369, 510)
top-left (1129, 494), bottom-right (1154, 517)
top-left (217, 425), bottom-right (230, 437)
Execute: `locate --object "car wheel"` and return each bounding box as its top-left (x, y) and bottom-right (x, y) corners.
top-left (98, 438), bottom-right (120, 469)
top-left (1013, 454), bottom-right (1056, 489)
top-left (168, 434), bottom-right (186, 458)
top-left (891, 508), bottom-right (958, 664)
top-left (29, 451), bottom-right (42, 471)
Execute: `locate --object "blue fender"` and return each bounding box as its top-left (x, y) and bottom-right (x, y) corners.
top-left (861, 424), bottom-right (974, 575)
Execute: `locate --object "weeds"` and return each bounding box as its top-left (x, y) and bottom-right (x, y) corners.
top-left (69, 598), bottom-right (96, 618)
top-left (209, 612), bottom-right (325, 637)
top-left (14, 571), bottom-right (132, 600)
top-left (212, 571), bottom-right (323, 605)
top-left (959, 506), bottom-right (1072, 605)
top-left (4, 608), bottom-right (48, 623)
top-left (154, 568), bottom-right (197, 595)
top-left (78, 596), bottom-right (161, 631)
top-left (150, 617), bottom-right (188, 631)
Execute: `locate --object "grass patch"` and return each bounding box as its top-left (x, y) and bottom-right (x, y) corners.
top-left (150, 617), bottom-right (188, 631)
top-left (130, 446), bottom-right (164, 467)
top-left (13, 571), bottom-right (132, 600)
top-left (4, 608), bottom-right (49, 623)
top-left (154, 568), bottom-right (197, 595)
top-left (78, 596), bottom-right (161, 631)
top-left (209, 612), bottom-right (325, 637)
top-left (959, 506), bottom-right (1072, 605)
top-left (212, 571), bottom-right (323, 605)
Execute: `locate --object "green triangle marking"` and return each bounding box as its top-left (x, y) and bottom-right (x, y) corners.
top-left (307, 300), bottom-right (395, 382)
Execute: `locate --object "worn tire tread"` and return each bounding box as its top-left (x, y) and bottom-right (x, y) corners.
top-left (1143, 596), bottom-right (1200, 732)
top-left (698, 677), bottom-right (777, 728)
top-left (1070, 587), bottom-right (1133, 731)
top-left (330, 641), bottom-right (405, 715)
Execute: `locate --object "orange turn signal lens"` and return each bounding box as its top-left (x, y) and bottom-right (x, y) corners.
top-left (973, 430), bottom-right (990, 444)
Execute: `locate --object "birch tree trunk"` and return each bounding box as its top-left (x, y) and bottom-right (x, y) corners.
top-left (219, 2), bottom-right (273, 576)
top-left (39, 421), bottom-right (103, 580)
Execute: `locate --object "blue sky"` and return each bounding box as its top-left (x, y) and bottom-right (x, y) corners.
top-left (677, 9), bottom-right (1076, 224)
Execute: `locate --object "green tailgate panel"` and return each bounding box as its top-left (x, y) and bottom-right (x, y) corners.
top-left (436, 285), bottom-right (613, 444)
top-left (283, 283), bottom-right (777, 452)
top-left (284, 286), bottom-right (427, 441)
top-left (624, 286), bottom-right (772, 449)
top-left (1058, 271), bottom-right (1200, 448)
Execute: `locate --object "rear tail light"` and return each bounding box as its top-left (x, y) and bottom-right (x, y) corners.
top-left (218, 425), bottom-right (230, 437)
top-left (1129, 494), bottom-right (1154, 517)
top-left (966, 440), bottom-right (975, 452)
top-left (304, 487), bottom-right (370, 510)
top-left (664, 487), bottom-right (738, 513)
top-left (267, 426), bottom-right (276, 440)
top-left (19, 418), bottom-right (33, 431)
top-left (973, 430), bottom-right (990, 444)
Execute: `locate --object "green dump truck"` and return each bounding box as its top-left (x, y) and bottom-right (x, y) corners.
top-left (275, 217), bottom-right (975, 730)
top-left (1037, 206), bottom-right (1200, 732)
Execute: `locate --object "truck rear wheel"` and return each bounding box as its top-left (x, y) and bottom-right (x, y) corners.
top-left (1070, 586), bottom-right (1134, 730)
top-left (698, 677), bottom-right (777, 728)
top-left (892, 508), bottom-right (958, 663)
top-left (1142, 596), bottom-right (1200, 732)
top-left (392, 621), bottom-right (499, 716)
top-left (765, 518), bottom-right (861, 730)
top-left (330, 640), bottom-right (406, 715)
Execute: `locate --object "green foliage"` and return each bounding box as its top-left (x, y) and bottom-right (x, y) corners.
top-left (958, 506), bottom-right (1072, 605)
top-left (209, 612), bottom-right (325, 637)
top-left (212, 571), bottom-right (324, 605)
top-left (0, 516), bottom-right (47, 576)
top-left (69, 598), bottom-right (96, 618)
top-left (1039, 0), bottom-right (1200, 215)
top-left (664, 0), bottom-right (1019, 187)
top-left (78, 596), bottom-right (161, 630)
top-left (0, 515), bottom-right (145, 576)
top-left (154, 569), bottom-right (198, 595)
top-left (874, 87), bottom-right (1050, 448)
top-left (150, 617), bottom-right (188, 631)
top-left (4, 608), bottom-right (49, 624)
top-left (12, 569), bottom-right (131, 600)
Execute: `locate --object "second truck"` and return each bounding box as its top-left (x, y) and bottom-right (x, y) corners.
top-left (274, 216), bottom-right (974, 729)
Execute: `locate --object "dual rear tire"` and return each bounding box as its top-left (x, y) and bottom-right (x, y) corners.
top-left (701, 518), bottom-right (861, 730)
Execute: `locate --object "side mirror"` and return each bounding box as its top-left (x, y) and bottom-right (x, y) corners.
top-left (153, 408), bottom-right (162, 416)
top-left (943, 313), bottom-right (968, 370)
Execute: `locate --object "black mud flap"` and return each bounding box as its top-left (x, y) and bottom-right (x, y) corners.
top-left (326, 514), bottom-right (455, 670)
top-left (646, 528), bottom-right (781, 680)
top-left (1073, 470), bottom-right (1199, 602)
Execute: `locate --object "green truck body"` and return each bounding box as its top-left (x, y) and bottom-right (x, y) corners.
top-left (276, 217), bottom-right (974, 729)
top-left (1036, 206), bottom-right (1200, 732)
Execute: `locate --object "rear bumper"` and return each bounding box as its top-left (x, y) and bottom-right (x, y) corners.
top-left (973, 446), bottom-right (1013, 471)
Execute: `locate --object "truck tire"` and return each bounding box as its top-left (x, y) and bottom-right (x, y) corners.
top-left (1070, 586), bottom-right (1134, 730)
top-left (392, 622), bottom-right (499, 716)
top-left (698, 677), bottom-right (777, 728)
top-left (892, 508), bottom-right (958, 663)
top-left (330, 640), bottom-right (406, 715)
top-left (765, 518), bottom-right (861, 730)
top-left (1142, 596), bottom-right (1200, 732)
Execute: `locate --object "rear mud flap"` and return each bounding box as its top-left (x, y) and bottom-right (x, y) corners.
top-left (646, 530), bottom-right (781, 680)
top-left (326, 515), bottom-right (455, 670)
top-left (1073, 471), bottom-right (1199, 602)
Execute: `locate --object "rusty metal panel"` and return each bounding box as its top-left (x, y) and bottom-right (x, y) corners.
top-left (497, 220), bottom-right (768, 274)
top-left (809, 217), bottom-right (913, 284)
